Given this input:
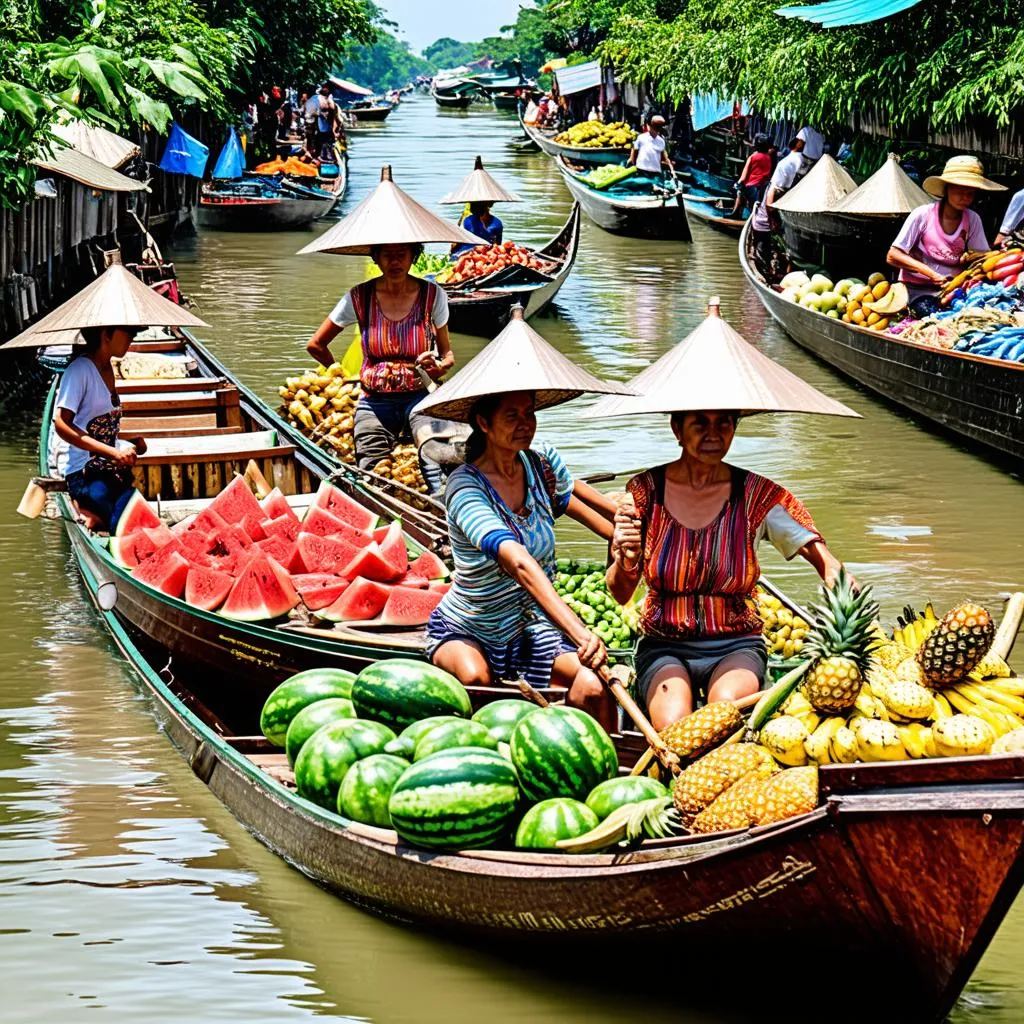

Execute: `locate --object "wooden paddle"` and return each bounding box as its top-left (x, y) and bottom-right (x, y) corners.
top-left (17, 476), bottom-right (67, 519)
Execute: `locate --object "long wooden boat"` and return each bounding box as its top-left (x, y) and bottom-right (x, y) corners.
top-left (520, 119), bottom-right (630, 166)
top-left (346, 101), bottom-right (393, 122)
top-left (554, 155), bottom-right (691, 241)
top-left (779, 209), bottom-right (909, 280)
top-left (443, 203), bottom-right (582, 336)
top-left (432, 89), bottom-right (474, 109)
top-left (491, 92), bottom-right (520, 111)
top-left (682, 189), bottom-right (748, 237)
top-left (197, 169), bottom-right (343, 231)
top-left (739, 222), bottom-right (1024, 464)
top-left (60, 510), bottom-right (1024, 1023)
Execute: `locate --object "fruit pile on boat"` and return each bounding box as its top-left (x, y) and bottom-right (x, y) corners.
top-left (938, 247), bottom-right (1024, 305)
top-left (553, 121), bottom-right (637, 148)
top-left (553, 559), bottom-right (638, 650)
top-left (778, 270), bottom-right (906, 330)
top-left (109, 479), bottom-right (449, 624)
top-left (756, 587), bottom-right (810, 659)
top-left (436, 242), bottom-right (555, 286)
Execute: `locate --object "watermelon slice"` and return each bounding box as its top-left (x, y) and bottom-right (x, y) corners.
top-left (313, 481), bottom-right (378, 533)
top-left (295, 532), bottom-right (363, 575)
top-left (396, 573), bottom-right (429, 589)
top-left (186, 507), bottom-right (230, 536)
top-left (318, 577), bottom-right (392, 622)
top-left (260, 487), bottom-right (298, 522)
top-left (427, 580), bottom-right (452, 594)
top-left (380, 585), bottom-right (444, 626)
top-left (217, 523), bottom-right (254, 554)
top-left (340, 541), bottom-right (403, 583)
top-left (208, 476), bottom-right (266, 541)
top-left (114, 490), bottom-right (160, 537)
top-left (171, 515), bottom-right (196, 535)
top-left (377, 521), bottom-right (409, 578)
top-left (409, 551), bottom-right (449, 581)
top-left (178, 527), bottom-right (216, 564)
top-left (372, 524), bottom-right (391, 544)
top-left (256, 534), bottom-right (302, 572)
top-left (208, 552), bottom-right (243, 577)
top-left (300, 506), bottom-right (374, 549)
top-left (291, 573), bottom-right (352, 611)
top-left (134, 543), bottom-right (190, 598)
top-left (220, 552), bottom-right (300, 621)
top-left (111, 523), bottom-right (174, 569)
top-left (184, 566), bottom-right (234, 611)
top-left (261, 515), bottom-right (300, 542)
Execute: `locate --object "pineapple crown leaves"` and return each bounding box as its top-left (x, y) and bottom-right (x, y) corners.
top-left (803, 568), bottom-right (881, 671)
top-left (554, 796), bottom-right (681, 854)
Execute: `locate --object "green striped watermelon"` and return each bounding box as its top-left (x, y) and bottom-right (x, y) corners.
top-left (259, 668), bottom-right (356, 746)
top-left (413, 719), bottom-right (498, 761)
top-left (472, 699), bottom-right (535, 744)
top-left (388, 747), bottom-right (520, 850)
top-left (293, 718), bottom-right (396, 810)
top-left (384, 715), bottom-right (465, 759)
top-left (284, 697), bottom-right (356, 766)
top-left (337, 753), bottom-right (410, 826)
top-left (514, 798), bottom-right (599, 850)
top-left (351, 658), bottom-right (471, 730)
top-left (510, 707), bottom-right (618, 802)
top-left (584, 776), bottom-right (669, 821)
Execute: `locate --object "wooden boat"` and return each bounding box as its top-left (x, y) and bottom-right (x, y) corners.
top-left (443, 203), bottom-right (582, 336)
top-left (346, 101), bottom-right (393, 122)
top-left (491, 92), bottom-right (521, 111)
top-left (682, 189), bottom-right (749, 236)
top-left (778, 210), bottom-right (909, 279)
top-left (197, 169), bottom-right (343, 231)
top-left (520, 119), bottom-right (630, 166)
top-left (739, 222), bottom-right (1024, 464)
top-left (432, 89), bottom-right (475, 109)
top-left (554, 155), bottom-right (691, 241)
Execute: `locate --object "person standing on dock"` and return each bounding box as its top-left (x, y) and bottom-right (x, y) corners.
top-left (730, 133), bottom-right (772, 216)
top-left (628, 114), bottom-right (675, 179)
top-left (995, 185), bottom-right (1024, 247)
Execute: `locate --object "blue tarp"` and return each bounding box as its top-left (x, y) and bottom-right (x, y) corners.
top-left (775, 0), bottom-right (922, 26)
top-left (212, 127), bottom-right (245, 180)
top-left (554, 60), bottom-right (602, 96)
top-left (158, 123), bottom-right (209, 178)
top-left (691, 94), bottom-right (747, 133)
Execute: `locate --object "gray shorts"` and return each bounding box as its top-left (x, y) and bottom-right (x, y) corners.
top-left (635, 633), bottom-right (767, 710)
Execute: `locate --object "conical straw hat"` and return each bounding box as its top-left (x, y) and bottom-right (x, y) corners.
top-left (584, 299), bottom-right (859, 419)
top-left (833, 154), bottom-right (932, 216)
top-left (297, 165), bottom-right (486, 256)
top-left (412, 306), bottom-right (632, 422)
top-left (771, 154), bottom-right (857, 213)
top-left (439, 155), bottom-right (522, 204)
top-left (2, 254), bottom-right (208, 350)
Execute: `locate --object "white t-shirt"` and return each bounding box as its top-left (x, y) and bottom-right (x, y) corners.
top-left (797, 126), bottom-right (824, 161)
top-left (329, 282), bottom-right (449, 330)
top-left (55, 357), bottom-right (119, 476)
top-left (770, 151), bottom-right (803, 192)
top-left (1000, 188), bottom-right (1024, 235)
top-left (633, 132), bottom-right (666, 173)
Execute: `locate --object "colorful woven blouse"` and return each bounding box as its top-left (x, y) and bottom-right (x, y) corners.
top-left (627, 465), bottom-right (822, 641)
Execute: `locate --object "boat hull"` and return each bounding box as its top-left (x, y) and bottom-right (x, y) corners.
top-left (779, 210), bottom-right (905, 278)
top-left (521, 121), bottom-right (629, 165)
top-left (349, 105), bottom-right (392, 121)
top-left (740, 222), bottom-right (1024, 463)
top-left (197, 192), bottom-right (338, 231)
top-left (683, 194), bottom-right (748, 237)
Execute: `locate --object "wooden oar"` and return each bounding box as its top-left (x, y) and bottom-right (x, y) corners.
top-left (595, 664), bottom-right (682, 775)
top-left (16, 476), bottom-right (67, 519)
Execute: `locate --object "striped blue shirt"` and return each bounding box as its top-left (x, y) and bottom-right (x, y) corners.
top-left (432, 442), bottom-right (573, 645)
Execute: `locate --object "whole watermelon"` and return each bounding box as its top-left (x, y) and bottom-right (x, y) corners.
top-left (585, 776), bottom-right (669, 821)
top-left (510, 706), bottom-right (618, 802)
top-left (285, 697), bottom-right (356, 766)
top-left (515, 798), bottom-right (599, 850)
top-left (388, 746), bottom-right (520, 850)
top-left (352, 658), bottom-right (471, 730)
top-left (384, 715), bottom-right (466, 759)
top-left (338, 753), bottom-right (410, 827)
top-left (472, 699), bottom-right (535, 744)
top-left (293, 718), bottom-right (395, 810)
top-left (413, 719), bottom-right (498, 761)
top-left (260, 668), bottom-right (356, 746)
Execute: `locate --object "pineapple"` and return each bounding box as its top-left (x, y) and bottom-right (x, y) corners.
top-left (660, 701), bottom-right (742, 761)
top-left (917, 602), bottom-right (995, 689)
top-left (691, 763), bottom-right (777, 834)
top-left (802, 569), bottom-right (880, 715)
top-left (992, 728), bottom-right (1024, 755)
top-left (751, 766), bottom-right (819, 826)
top-left (874, 640), bottom-right (912, 671)
top-left (672, 744), bottom-right (774, 817)
top-left (932, 714), bottom-right (996, 757)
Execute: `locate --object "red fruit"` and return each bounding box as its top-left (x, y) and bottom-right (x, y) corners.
top-left (184, 566), bottom-right (234, 611)
top-left (220, 552), bottom-right (300, 621)
top-left (256, 534), bottom-right (303, 572)
top-left (296, 532), bottom-right (363, 575)
top-left (380, 585), bottom-right (443, 626)
top-left (340, 541), bottom-right (403, 583)
top-left (408, 551), bottom-right (449, 581)
top-left (291, 573), bottom-right (352, 611)
top-left (312, 482), bottom-right (378, 533)
top-left (260, 487), bottom-right (298, 522)
top-left (261, 515), bottom-right (300, 542)
top-left (135, 543), bottom-right (190, 598)
top-left (207, 475), bottom-right (264, 529)
top-left (377, 521), bottom-right (408, 578)
top-left (318, 577), bottom-right (392, 622)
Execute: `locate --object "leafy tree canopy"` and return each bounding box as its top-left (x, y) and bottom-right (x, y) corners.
top-left (422, 37), bottom-right (479, 71)
top-left (339, 30), bottom-right (431, 92)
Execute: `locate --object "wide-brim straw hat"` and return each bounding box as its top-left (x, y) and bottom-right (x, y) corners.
top-left (834, 154), bottom-right (931, 216)
top-left (297, 165), bottom-right (486, 256)
top-left (412, 305), bottom-right (632, 423)
top-left (923, 155), bottom-right (1006, 198)
top-left (583, 299), bottom-right (859, 419)
top-left (440, 155), bottom-right (521, 205)
top-left (2, 255), bottom-right (208, 350)
top-left (771, 154), bottom-right (856, 214)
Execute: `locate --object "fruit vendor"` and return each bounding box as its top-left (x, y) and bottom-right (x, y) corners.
top-left (887, 155), bottom-right (1005, 312)
top-left (53, 325), bottom-right (148, 532)
top-left (994, 186), bottom-right (1024, 248)
top-left (628, 115), bottom-right (674, 179)
top-left (453, 202), bottom-right (503, 255)
top-left (305, 242), bottom-right (454, 493)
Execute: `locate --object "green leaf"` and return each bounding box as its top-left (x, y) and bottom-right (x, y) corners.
top-left (139, 59), bottom-right (210, 101)
top-left (0, 81), bottom-right (48, 124)
top-left (125, 84), bottom-right (171, 132)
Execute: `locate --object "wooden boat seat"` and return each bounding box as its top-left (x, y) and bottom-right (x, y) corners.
top-left (128, 339), bottom-right (188, 354)
top-left (120, 384), bottom-right (243, 432)
top-left (139, 429), bottom-right (283, 461)
top-left (115, 376), bottom-right (227, 394)
top-left (130, 424), bottom-right (244, 440)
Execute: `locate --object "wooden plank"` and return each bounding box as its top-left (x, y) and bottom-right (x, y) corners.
top-left (169, 463), bottom-right (184, 499)
top-left (129, 339), bottom-right (187, 354)
top-left (186, 462), bottom-right (200, 499)
top-left (115, 377), bottom-right (226, 394)
top-left (120, 392), bottom-right (221, 412)
top-left (141, 429), bottom-right (277, 459)
top-left (136, 444), bottom-right (296, 467)
top-left (203, 461), bottom-right (221, 497)
top-left (121, 413), bottom-right (219, 432)
top-left (126, 424), bottom-right (243, 440)
top-left (275, 457), bottom-right (297, 494)
top-left (146, 464), bottom-right (162, 499)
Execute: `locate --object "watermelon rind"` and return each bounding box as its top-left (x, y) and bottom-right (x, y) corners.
top-left (384, 715), bottom-right (466, 759)
top-left (113, 489), bottom-right (160, 538)
top-left (472, 699), bottom-right (536, 744)
top-left (584, 776), bottom-right (669, 821)
top-left (337, 753), bottom-right (410, 827)
top-left (510, 706), bottom-right (618, 802)
top-left (293, 718), bottom-right (396, 810)
top-left (408, 551), bottom-right (449, 581)
top-left (284, 697), bottom-right (356, 766)
top-left (259, 668), bottom-right (356, 746)
top-left (317, 577), bottom-right (392, 622)
top-left (514, 798), bottom-right (599, 850)
top-left (412, 719), bottom-right (498, 761)
top-left (352, 658), bottom-right (472, 730)
top-left (388, 746), bottom-right (520, 850)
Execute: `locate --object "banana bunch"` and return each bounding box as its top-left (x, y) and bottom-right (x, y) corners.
top-left (892, 602), bottom-right (938, 652)
top-left (371, 444), bottom-right (428, 494)
top-left (756, 589), bottom-right (810, 659)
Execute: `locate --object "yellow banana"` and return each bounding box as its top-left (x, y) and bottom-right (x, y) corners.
top-left (969, 683), bottom-right (1024, 719)
top-left (924, 602), bottom-right (938, 625)
top-left (988, 676), bottom-right (1024, 697)
top-left (898, 723), bottom-right (931, 759)
top-left (893, 626), bottom-right (906, 647)
top-left (947, 689), bottom-right (1015, 737)
top-left (795, 711), bottom-right (822, 734)
top-left (932, 692), bottom-right (954, 719)
top-left (830, 725), bottom-right (860, 763)
top-left (804, 717), bottom-right (846, 765)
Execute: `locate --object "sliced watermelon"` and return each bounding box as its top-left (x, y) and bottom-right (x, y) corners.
top-left (184, 565), bottom-right (234, 611)
top-left (377, 521), bottom-right (409, 578)
top-left (396, 573), bottom-right (429, 589)
top-left (114, 489), bottom-right (160, 537)
top-left (111, 523), bottom-right (175, 569)
top-left (178, 527), bottom-right (217, 564)
top-left (296, 532), bottom-right (363, 575)
top-left (256, 534), bottom-right (302, 572)
top-left (301, 505), bottom-right (349, 537)
top-left (291, 573), bottom-right (352, 611)
top-left (134, 544), bottom-right (190, 598)
top-left (260, 487), bottom-right (299, 522)
top-left (171, 515), bottom-right (196, 535)
top-left (427, 580), bottom-right (452, 594)
top-left (380, 585), bottom-right (443, 626)
top-left (220, 552), bottom-right (300, 621)
top-left (409, 551), bottom-right (449, 581)
top-left (208, 552), bottom-right (244, 577)
top-left (208, 475), bottom-right (264, 524)
top-left (340, 541), bottom-right (403, 583)
top-left (242, 514), bottom-right (267, 542)
top-left (214, 523), bottom-right (253, 555)
top-left (187, 507), bottom-right (230, 536)
top-left (319, 577), bottom-right (392, 622)
top-left (372, 524), bottom-right (391, 544)
top-left (313, 481), bottom-right (378, 533)
top-left (261, 515), bottom-right (300, 542)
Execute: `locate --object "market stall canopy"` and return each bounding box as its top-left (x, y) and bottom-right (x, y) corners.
top-left (553, 60), bottom-right (601, 96)
top-left (584, 300), bottom-right (859, 419)
top-left (540, 58), bottom-right (568, 74)
top-left (32, 142), bottom-right (148, 193)
top-left (771, 154), bottom-right (856, 213)
top-left (412, 306), bottom-right (632, 423)
top-left (50, 120), bottom-right (140, 169)
top-left (833, 153), bottom-right (932, 215)
top-left (439, 156), bottom-right (522, 205)
top-left (776, 0), bottom-right (923, 27)
top-left (690, 95), bottom-right (747, 133)
top-left (297, 165), bottom-right (485, 256)
top-left (2, 256), bottom-right (208, 350)
top-left (329, 77), bottom-right (374, 98)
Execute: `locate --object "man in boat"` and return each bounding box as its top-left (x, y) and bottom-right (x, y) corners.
top-left (748, 136), bottom-right (806, 274)
top-left (796, 125), bottom-right (824, 177)
top-left (994, 185), bottom-right (1024, 247)
top-left (628, 115), bottom-right (675, 180)
top-left (315, 84), bottom-right (339, 162)
top-left (300, 87), bottom-right (320, 163)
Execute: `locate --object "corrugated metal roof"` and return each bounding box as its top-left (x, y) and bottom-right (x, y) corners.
top-left (32, 143), bottom-right (148, 192)
top-left (554, 60), bottom-right (601, 96)
top-left (329, 77), bottom-right (373, 97)
top-left (775, 0), bottom-right (922, 27)
top-left (49, 121), bottom-right (140, 169)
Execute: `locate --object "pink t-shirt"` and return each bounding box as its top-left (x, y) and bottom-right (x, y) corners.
top-left (891, 202), bottom-right (989, 285)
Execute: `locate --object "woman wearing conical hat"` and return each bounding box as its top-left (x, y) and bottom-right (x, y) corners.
top-left (440, 156), bottom-right (521, 257)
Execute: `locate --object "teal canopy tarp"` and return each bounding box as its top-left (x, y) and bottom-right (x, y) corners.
top-left (691, 95), bottom-right (747, 133)
top-left (212, 127), bottom-right (245, 180)
top-left (776, 0), bottom-right (922, 26)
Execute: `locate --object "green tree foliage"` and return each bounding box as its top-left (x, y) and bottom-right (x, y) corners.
top-left (340, 31), bottom-right (431, 92)
top-left (422, 37), bottom-right (479, 71)
top-left (479, 3), bottom-right (565, 75)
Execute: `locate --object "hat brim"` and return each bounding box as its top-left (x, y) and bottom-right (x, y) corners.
top-left (923, 172), bottom-right (1007, 198)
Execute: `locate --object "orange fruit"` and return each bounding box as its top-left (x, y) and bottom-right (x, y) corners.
top-left (871, 281), bottom-right (890, 300)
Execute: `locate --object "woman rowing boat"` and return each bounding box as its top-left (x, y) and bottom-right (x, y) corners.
top-left (584, 299), bottom-right (860, 732)
top-left (439, 155), bottom-right (521, 257)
